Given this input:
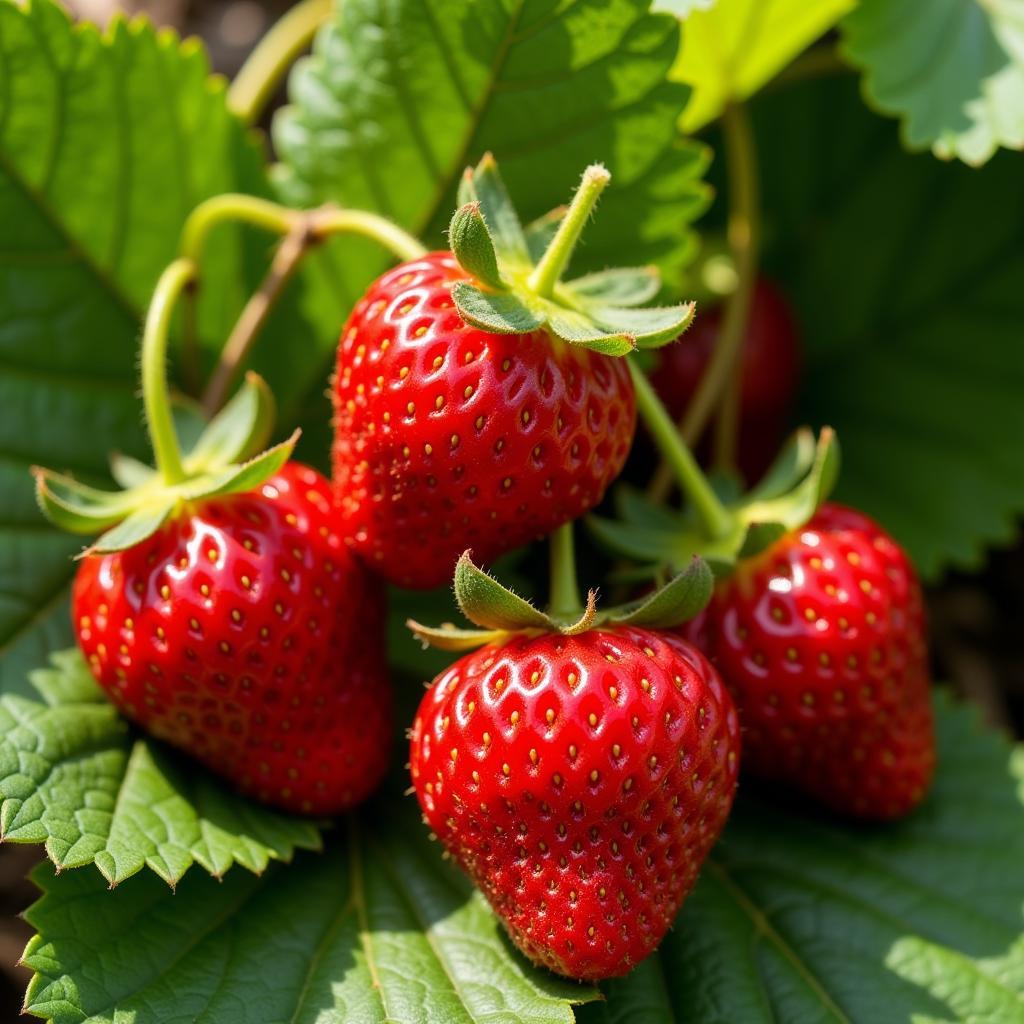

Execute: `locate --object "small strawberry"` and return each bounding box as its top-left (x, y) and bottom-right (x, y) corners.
top-left (685, 502), bottom-right (933, 820)
top-left (333, 157), bottom-right (695, 588)
top-left (654, 278), bottom-right (801, 482)
top-left (33, 261), bottom-right (391, 815)
top-left (407, 548), bottom-right (739, 981)
top-left (72, 463), bottom-right (391, 815)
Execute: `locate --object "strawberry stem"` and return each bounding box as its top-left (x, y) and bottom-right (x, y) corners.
top-left (549, 522), bottom-right (583, 619)
top-left (142, 259), bottom-right (196, 486)
top-left (527, 164), bottom-right (610, 299)
top-left (628, 358), bottom-right (733, 540)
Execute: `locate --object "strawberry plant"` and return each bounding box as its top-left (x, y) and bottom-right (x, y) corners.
top-left (1, 0), bottom-right (1023, 1021)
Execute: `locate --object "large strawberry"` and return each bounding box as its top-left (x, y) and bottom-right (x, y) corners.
top-left (685, 502), bottom-right (933, 820)
top-left (591, 426), bottom-right (936, 821)
top-left (654, 277), bottom-right (801, 482)
top-left (34, 261), bottom-right (391, 815)
top-left (333, 157), bottom-right (694, 588)
top-left (408, 548), bottom-right (739, 981)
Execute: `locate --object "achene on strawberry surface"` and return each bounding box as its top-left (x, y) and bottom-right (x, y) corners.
top-left (73, 463), bottom-right (392, 815)
top-left (685, 502), bottom-right (934, 820)
top-left (410, 625), bottom-right (740, 981)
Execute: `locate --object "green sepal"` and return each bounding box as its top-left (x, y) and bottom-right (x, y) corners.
top-left (88, 501), bottom-right (177, 555)
top-left (448, 156), bottom-right (696, 356)
top-left (187, 372), bottom-right (275, 471)
top-left (33, 470), bottom-right (142, 534)
top-left (605, 557), bottom-right (713, 628)
top-left (523, 205), bottom-right (567, 263)
top-left (450, 282), bottom-right (545, 335)
top-left (406, 621), bottom-right (512, 652)
top-left (744, 427), bottom-right (818, 502)
top-left (454, 551), bottom-right (556, 632)
top-left (109, 452), bottom-right (156, 490)
top-left (458, 152), bottom-right (531, 268)
top-left (564, 267), bottom-right (662, 307)
top-left (194, 430), bottom-right (300, 500)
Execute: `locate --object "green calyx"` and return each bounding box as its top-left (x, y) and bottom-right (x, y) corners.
top-left (447, 155), bottom-right (694, 356)
top-left (407, 550), bottom-right (713, 653)
top-left (34, 259), bottom-right (298, 555)
top-left (589, 427), bottom-right (840, 576)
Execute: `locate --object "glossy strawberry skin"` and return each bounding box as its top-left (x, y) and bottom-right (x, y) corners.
top-left (333, 252), bottom-right (637, 589)
top-left (72, 463), bottom-right (391, 816)
top-left (685, 503), bottom-right (934, 820)
top-left (409, 627), bottom-right (740, 981)
top-left (654, 278), bottom-right (801, 482)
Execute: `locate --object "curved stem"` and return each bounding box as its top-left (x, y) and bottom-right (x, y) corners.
top-left (180, 194), bottom-right (298, 266)
top-left (648, 101), bottom-right (760, 500)
top-left (309, 208), bottom-right (428, 261)
top-left (201, 206), bottom-right (426, 414)
top-left (143, 260), bottom-right (196, 485)
top-left (227, 0), bottom-right (334, 125)
top-left (629, 359), bottom-right (732, 539)
top-left (527, 164), bottom-right (610, 299)
top-left (549, 522), bottom-right (582, 619)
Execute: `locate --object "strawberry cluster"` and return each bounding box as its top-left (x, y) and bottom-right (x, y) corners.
top-left (34, 158), bottom-right (935, 984)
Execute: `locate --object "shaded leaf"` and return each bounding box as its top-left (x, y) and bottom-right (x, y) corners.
top-left (0, 650), bottom-right (321, 886)
top-left (566, 267), bottom-right (663, 307)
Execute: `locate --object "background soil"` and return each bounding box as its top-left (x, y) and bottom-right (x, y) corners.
top-left (2, 0), bottom-right (1021, 1016)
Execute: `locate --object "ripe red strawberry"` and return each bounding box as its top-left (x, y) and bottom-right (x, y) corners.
top-left (333, 251), bottom-right (636, 588)
top-left (654, 278), bottom-right (801, 482)
top-left (410, 626), bottom-right (740, 981)
top-left (332, 158), bottom-right (695, 588)
top-left (685, 502), bottom-right (934, 820)
top-left (72, 463), bottom-right (391, 815)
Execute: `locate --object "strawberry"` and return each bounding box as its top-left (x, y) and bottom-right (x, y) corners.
top-left (654, 278), bottom-right (801, 482)
top-left (408, 552), bottom-right (739, 981)
top-left (72, 462), bottom-right (391, 815)
top-left (34, 257), bottom-right (392, 817)
top-left (684, 502), bottom-right (934, 820)
top-left (333, 158), bottom-right (695, 588)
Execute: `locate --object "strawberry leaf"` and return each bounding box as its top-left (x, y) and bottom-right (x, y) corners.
top-left (453, 553), bottom-right (555, 632)
top-left (667, 0), bottom-right (856, 132)
top-left (755, 75), bottom-right (1024, 576)
top-left (841, 0), bottom-right (1024, 166)
top-left (186, 372), bottom-right (276, 471)
top-left (565, 267), bottom-right (663, 308)
top-left (448, 203), bottom-right (507, 291)
top-left (0, 0), bottom-right (279, 694)
top-left (19, 696), bottom-right (1023, 1024)
top-left (0, 650), bottom-right (322, 887)
top-left (605, 558), bottom-right (713, 628)
top-left (583, 694), bottom-right (1024, 1023)
top-left (22, 795), bottom-right (595, 1024)
top-left (449, 284), bottom-right (545, 336)
top-left (89, 502), bottom-right (176, 556)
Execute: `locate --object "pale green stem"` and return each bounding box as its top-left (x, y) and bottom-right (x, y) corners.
top-left (549, 522), bottom-right (582, 619)
top-left (629, 359), bottom-right (732, 539)
top-left (143, 260), bottom-right (196, 485)
top-left (309, 208), bottom-right (428, 261)
top-left (179, 194), bottom-right (298, 266)
top-left (527, 164), bottom-right (611, 299)
top-left (228, 0), bottom-right (334, 125)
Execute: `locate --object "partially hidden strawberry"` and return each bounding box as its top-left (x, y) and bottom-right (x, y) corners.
top-left (72, 462), bottom-right (391, 815)
top-left (685, 502), bottom-right (934, 820)
top-left (408, 552), bottom-right (739, 981)
top-left (654, 277), bottom-right (801, 483)
top-left (34, 266), bottom-right (392, 816)
top-left (333, 157), bottom-right (695, 588)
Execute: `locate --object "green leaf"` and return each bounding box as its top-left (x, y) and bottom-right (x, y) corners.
top-left (0, 0), bottom-right (273, 694)
top-left (460, 152), bottom-right (532, 269)
top-left (754, 75), bottom-right (1024, 577)
top-left (841, 0), bottom-right (1024, 167)
top-left (0, 650), bottom-right (321, 886)
top-left (670, 0), bottom-right (856, 132)
top-left (585, 302), bottom-right (696, 350)
top-left (32, 472), bottom-right (139, 534)
top-left (582, 695), bottom-right (1024, 1023)
top-left (273, 0), bottom-right (711, 417)
top-left (448, 202), bottom-right (507, 290)
top-left (195, 429), bottom-right (301, 499)
top-left (566, 267), bottom-right (663, 307)
top-left (523, 205), bottom-right (568, 264)
top-left (89, 502), bottom-right (175, 555)
top-left (23, 802), bottom-right (594, 1024)
top-left (454, 553), bottom-right (555, 632)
